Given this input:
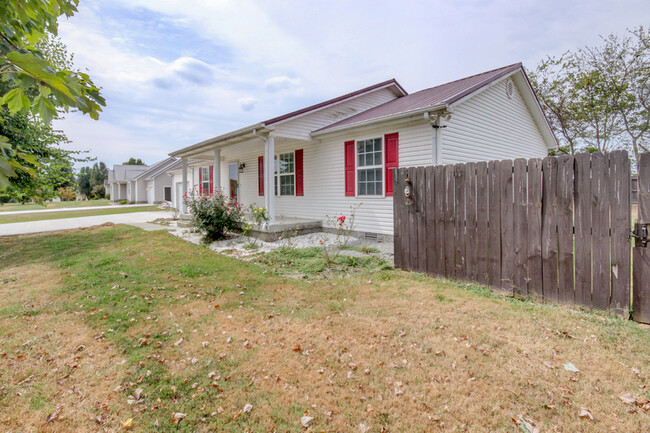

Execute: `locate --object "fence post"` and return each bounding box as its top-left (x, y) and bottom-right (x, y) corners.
top-left (633, 153), bottom-right (650, 324)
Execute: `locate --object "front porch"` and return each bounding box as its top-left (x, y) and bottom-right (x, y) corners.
top-left (171, 126), bottom-right (308, 225)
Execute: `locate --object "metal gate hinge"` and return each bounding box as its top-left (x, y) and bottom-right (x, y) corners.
top-left (629, 223), bottom-right (650, 248)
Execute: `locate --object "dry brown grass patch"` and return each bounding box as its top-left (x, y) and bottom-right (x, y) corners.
top-left (0, 264), bottom-right (130, 432)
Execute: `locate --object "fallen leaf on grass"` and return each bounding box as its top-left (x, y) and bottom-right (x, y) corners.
top-left (563, 362), bottom-right (579, 372)
top-left (46, 407), bottom-right (61, 423)
top-left (578, 408), bottom-right (593, 420)
top-left (619, 393), bottom-right (636, 405)
top-left (301, 416), bottom-right (314, 427)
top-left (122, 418), bottom-right (133, 429)
top-left (359, 423), bottom-right (371, 433)
top-left (174, 338), bottom-right (183, 346)
top-left (243, 404), bottom-right (253, 413)
top-left (171, 413), bottom-right (186, 424)
top-left (512, 415), bottom-right (540, 433)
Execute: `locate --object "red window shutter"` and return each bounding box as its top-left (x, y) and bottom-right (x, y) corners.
top-left (384, 132), bottom-right (399, 196)
top-left (258, 156), bottom-right (264, 196)
top-left (209, 165), bottom-right (214, 194)
top-left (344, 140), bottom-right (355, 196)
top-left (198, 167), bottom-right (203, 194)
top-left (295, 149), bottom-right (304, 196)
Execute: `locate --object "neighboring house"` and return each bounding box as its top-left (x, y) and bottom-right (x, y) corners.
top-left (107, 164), bottom-right (149, 202)
top-left (107, 158), bottom-right (177, 204)
top-left (168, 63), bottom-right (557, 237)
top-left (132, 157), bottom-right (177, 204)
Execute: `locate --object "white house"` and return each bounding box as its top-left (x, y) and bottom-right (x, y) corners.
top-left (168, 63), bottom-right (557, 238)
top-left (107, 164), bottom-right (149, 202)
top-left (107, 158), bottom-right (177, 204)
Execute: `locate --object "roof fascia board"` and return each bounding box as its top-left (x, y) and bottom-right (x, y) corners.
top-left (311, 104), bottom-right (446, 137)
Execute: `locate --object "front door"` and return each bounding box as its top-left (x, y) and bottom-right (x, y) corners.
top-left (229, 163), bottom-right (239, 202)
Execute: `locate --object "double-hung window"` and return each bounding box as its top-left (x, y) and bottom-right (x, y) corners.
top-left (200, 167), bottom-right (210, 193)
top-left (357, 138), bottom-right (383, 196)
top-left (274, 152), bottom-right (295, 196)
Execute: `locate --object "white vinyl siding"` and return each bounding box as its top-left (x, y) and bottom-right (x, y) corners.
top-left (441, 78), bottom-right (548, 164)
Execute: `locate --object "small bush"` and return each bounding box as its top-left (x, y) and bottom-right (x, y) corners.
top-left (185, 187), bottom-right (244, 242)
top-left (118, 199), bottom-right (127, 205)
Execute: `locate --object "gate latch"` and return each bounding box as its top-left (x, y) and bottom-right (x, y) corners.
top-left (630, 223), bottom-right (650, 248)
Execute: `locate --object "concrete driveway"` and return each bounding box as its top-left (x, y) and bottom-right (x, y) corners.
top-left (0, 211), bottom-right (166, 236)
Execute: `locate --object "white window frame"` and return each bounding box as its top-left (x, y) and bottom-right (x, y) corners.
top-left (355, 136), bottom-right (384, 198)
top-left (200, 166), bottom-right (210, 193)
top-left (274, 151), bottom-right (296, 197)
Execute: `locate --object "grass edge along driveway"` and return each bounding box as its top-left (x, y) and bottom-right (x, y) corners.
top-left (0, 225), bottom-right (648, 432)
top-left (0, 205), bottom-right (164, 224)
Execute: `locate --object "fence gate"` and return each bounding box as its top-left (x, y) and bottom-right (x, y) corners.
top-left (633, 153), bottom-right (650, 323)
top-left (393, 151), bottom-right (650, 324)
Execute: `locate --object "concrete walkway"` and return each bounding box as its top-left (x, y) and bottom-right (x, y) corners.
top-left (0, 211), bottom-right (166, 236)
top-left (0, 203), bottom-right (156, 216)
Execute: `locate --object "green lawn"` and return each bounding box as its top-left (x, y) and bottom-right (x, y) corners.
top-left (0, 199), bottom-right (111, 212)
top-left (0, 205), bottom-right (163, 224)
top-left (0, 226), bottom-right (648, 432)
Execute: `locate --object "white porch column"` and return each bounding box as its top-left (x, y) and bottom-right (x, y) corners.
top-left (181, 158), bottom-right (188, 213)
top-left (264, 135), bottom-right (275, 223)
top-left (213, 149), bottom-right (221, 192)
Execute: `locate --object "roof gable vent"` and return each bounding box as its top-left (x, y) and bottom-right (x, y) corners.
top-left (505, 80), bottom-right (514, 99)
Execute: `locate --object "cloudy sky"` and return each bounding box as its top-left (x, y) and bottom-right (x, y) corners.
top-left (53, 0), bottom-right (650, 167)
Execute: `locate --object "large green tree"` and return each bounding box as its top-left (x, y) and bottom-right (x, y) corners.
top-left (0, 0), bottom-right (105, 190)
top-left (123, 157), bottom-right (145, 165)
top-left (530, 26), bottom-right (650, 169)
top-left (0, 108), bottom-right (81, 203)
top-left (76, 161), bottom-right (107, 198)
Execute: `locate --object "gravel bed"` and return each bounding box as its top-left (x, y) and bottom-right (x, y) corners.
top-left (165, 221), bottom-right (393, 262)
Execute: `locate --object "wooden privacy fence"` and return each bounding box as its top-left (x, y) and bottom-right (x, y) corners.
top-left (393, 151), bottom-right (650, 323)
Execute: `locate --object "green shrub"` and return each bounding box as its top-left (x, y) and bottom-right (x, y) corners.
top-left (90, 184), bottom-right (105, 199)
top-left (118, 199), bottom-right (127, 205)
top-left (185, 187), bottom-right (244, 242)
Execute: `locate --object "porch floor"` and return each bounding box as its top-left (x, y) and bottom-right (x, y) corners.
top-left (250, 216), bottom-right (322, 241)
top-left (177, 214), bottom-right (323, 241)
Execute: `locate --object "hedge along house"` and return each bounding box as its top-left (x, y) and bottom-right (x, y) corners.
top-left (168, 63), bottom-right (556, 240)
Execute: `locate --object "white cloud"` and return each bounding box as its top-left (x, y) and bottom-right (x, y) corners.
top-left (264, 76), bottom-right (300, 92)
top-left (152, 57), bottom-right (215, 89)
top-left (237, 97), bottom-right (258, 112)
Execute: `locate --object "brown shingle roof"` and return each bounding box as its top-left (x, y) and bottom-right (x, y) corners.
top-left (315, 63), bottom-right (522, 133)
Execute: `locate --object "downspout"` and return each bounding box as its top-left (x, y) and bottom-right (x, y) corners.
top-left (424, 110), bottom-right (451, 166)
